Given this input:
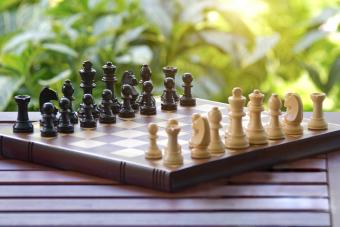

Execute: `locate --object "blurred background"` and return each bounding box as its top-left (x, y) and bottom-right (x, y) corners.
top-left (0, 0), bottom-right (339, 111)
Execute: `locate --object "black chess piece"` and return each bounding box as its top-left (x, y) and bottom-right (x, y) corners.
top-left (121, 71), bottom-right (139, 111)
top-left (102, 62), bottom-right (121, 114)
top-left (162, 66), bottom-right (179, 102)
top-left (161, 77), bottom-right (177, 111)
top-left (137, 64), bottom-right (152, 105)
top-left (62, 80), bottom-right (78, 124)
top-left (99, 89), bottom-right (116, 124)
top-left (80, 94), bottom-right (97, 128)
top-left (180, 73), bottom-right (196, 107)
top-left (140, 81), bottom-right (156, 115)
top-left (39, 86), bottom-right (58, 126)
top-left (41, 102), bottom-right (58, 137)
top-left (57, 97), bottom-right (74, 133)
top-left (118, 84), bottom-right (135, 118)
top-left (13, 95), bottom-right (34, 133)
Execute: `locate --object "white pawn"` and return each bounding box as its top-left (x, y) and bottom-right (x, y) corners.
top-left (308, 92), bottom-right (327, 130)
top-left (190, 114), bottom-right (211, 159)
top-left (207, 107), bottom-right (225, 154)
top-left (283, 92), bottom-right (304, 135)
top-left (145, 123), bottom-right (162, 160)
top-left (266, 94), bottom-right (285, 140)
top-left (225, 87), bottom-right (249, 149)
top-left (163, 119), bottom-right (183, 166)
top-left (246, 89), bottom-right (267, 145)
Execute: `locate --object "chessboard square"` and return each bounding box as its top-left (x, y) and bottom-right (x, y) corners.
top-left (69, 140), bottom-right (106, 149)
top-left (111, 130), bottom-right (148, 138)
top-left (111, 138), bottom-right (147, 148)
top-left (158, 138), bottom-right (188, 147)
top-left (112, 148), bottom-right (145, 158)
top-left (157, 129), bottom-right (188, 138)
top-left (114, 121), bottom-right (145, 129)
top-left (72, 130), bottom-right (107, 139)
top-left (194, 104), bottom-right (225, 112)
top-left (157, 121), bottom-right (189, 128)
top-left (156, 112), bottom-right (187, 120)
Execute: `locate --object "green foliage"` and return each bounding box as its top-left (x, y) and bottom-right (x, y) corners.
top-left (0, 0), bottom-right (339, 111)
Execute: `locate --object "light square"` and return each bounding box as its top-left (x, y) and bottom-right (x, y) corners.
top-left (194, 104), bottom-right (225, 112)
top-left (111, 130), bottom-right (148, 138)
top-left (157, 121), bottom-right (189, 128)
top-left (72, 130), bottom-right (106, 139)
top-left (158, 138), bottom-right (188, 147)
top-left (112, 148), bottom-right (144, 158)
top-left (156, 113), bottom-right (187, 120)
top-left (69, 140), bottom-right (106, 148)
top-left (114, 121), bottom-right (145, 129)
top-left (111, 138), bottom-right (147, 148)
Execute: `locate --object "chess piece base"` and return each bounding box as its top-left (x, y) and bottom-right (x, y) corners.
top-left (161, 103), bottom-right (177, 111)
top-left (57, 125), bottom-right (74, 134)
top-left (118, 111), bottom-right (135, 119)
top-left (41, 130), bottom-right (57, 137)
top-left (163, 147), bottom-right (183, 166)
top-left (80, 121), bottom-right (97, 128)
top-left (13, 121), bottom-right (34, 133)
top-left (145, 152), bottom-right (162, 160)
top-left (225, 135), bottom-right (249, 149)
top-left (140, 107), bottom-right (156, 116)
top-left (308, 118), bottom-right (328, 130)
top-left (267, 127), bottom-right (285, 140)
top-left (208, 142), bottom-right (225, 154)
top-left (180, 98), bottom-right (196, 107)
top-left (191, 147), bottom-right (211, 159)
top-left (247, 129), bottom-right (268, 145)
top-left (99, 115), bottom-right (116, 124)
top-left (284, 124), bottom-right (303, 135)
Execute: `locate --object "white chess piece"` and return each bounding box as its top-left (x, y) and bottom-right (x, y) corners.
top-left (266, 94), bottom-right (285, 140)
top-left (163, 119), bottom-right (183, 166)
top-left (283, 92), bottom-right (304, 135)
top-left (145, 123), bottom-right (162, 159)
top-left (190, 114), bottom-right (211, 159)
top-left (246, 89), bottom-right (268, 145)
top-left (189, 113), bottom-right (200, 149)
top-left (308, 92), bottom-right (327, 130)
top-left (225, 87), bottom-right (249, 149)
top-left (207, 107), bottom-right (225, 154)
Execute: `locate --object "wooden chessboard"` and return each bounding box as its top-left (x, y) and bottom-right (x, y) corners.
top-left (0, 98), bottom-right (340, 192)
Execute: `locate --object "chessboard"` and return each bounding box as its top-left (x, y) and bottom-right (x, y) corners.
top-left (1, 98), bottom-right (340, 192)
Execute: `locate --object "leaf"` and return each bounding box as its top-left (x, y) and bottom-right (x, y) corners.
top-left (293, 30), bottom-right (328, 53)
top-left (302, 63), bottom-right (324, 92)
top-left (325, 57), bottom-right (340, 93)
top-left (242, 34), bottom-right (280, 67)
top-left (116, 45), bottom-right (153, 65)
top-left (0, 75), bottom-right (24, 111)
top-left (38, 69), bottom-right (72, 86)
top-left (309, 8), bottom-right (340, 27)
top-left (42, 43), bottom-right (78, 58)
top-left (93, 14), bottom-right (123, 35)
top-left (115, 26), bottom-right (145, 52)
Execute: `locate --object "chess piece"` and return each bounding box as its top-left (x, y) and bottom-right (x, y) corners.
top-left (207, 107), bottom-right (225, 154)
top-left (119, 84), bottom-right (135, 119)
top-left (190, 114), bottom-right (211, 159)
top-left (140, 81), bottom-right (157, 115)
top-left (225, 88), bottom-right (249, 149)
top-left (283, 92), bottom-right (303, 135)
top-left (13, 95), bottom-right (34, 133)
top-left (308, 92), bottom-right (327, 130)
top-left (189, 113), bottom-right (201, 148)
top-left (41, 102), bottom-right (58, 137)
top-left (267, 94), bottom-right (285, 140)
top-left (122, 71), bottom-right (139, 111)
top-left (246, 89), bottom-right (267, 145)
top-left (80, 94), bottom-right (97, 128)
top-left (145, 123), bottom-right (162, 160)
top-left (161, 77), bottom-right (177, 111)
top-left (102, 62), bottom-right (121, 114)
top-left (57, 97), bottom-right (74, 133)
top-left (180, 73), bottom-right (196, 107)
top-left (99, 89), bottom-right (116, 124)
top-left (137, 64), bottom-right (152, 105)
top-left (162, 66), bottom-right (179, 102)
top-left (62, 80), bottom-right (78, 124)
top-left (163, 119), bottom-right (183, 166)
top-left (39, 86), bottom-right (58, 125)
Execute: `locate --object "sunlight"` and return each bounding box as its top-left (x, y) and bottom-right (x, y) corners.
top-left (220, 0), bottom-right (268, 18)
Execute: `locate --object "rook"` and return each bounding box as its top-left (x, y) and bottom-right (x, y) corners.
top-left (13, 95), bottom-right (33, 133)
top-left (163, 119), bottom-right (183, 166)
top-left (308, 93), bottom-right (327, 130)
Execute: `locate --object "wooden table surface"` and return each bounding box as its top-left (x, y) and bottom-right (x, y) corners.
top-left (0, 112), bottom-right (339, 226)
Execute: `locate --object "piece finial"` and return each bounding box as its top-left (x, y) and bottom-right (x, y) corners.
top-left (232, 87), bottom-right (242, 98)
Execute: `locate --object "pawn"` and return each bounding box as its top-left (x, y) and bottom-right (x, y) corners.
top-left (57, 98), bottom-right (74, 133)
top-left (308, 92), bottom-right (327, 130)
top-left (99, 89), bottom-right (116, 124)
top-left (119, 84), bottom-right (135, 119)
top-left (180, 73), bottom-right (196, 107)
top-left (207, 107), bottom-right (225, 154)
top-left (266, 94), bottom-right (284, 140)
top-left (140, 81), bottom-right (157, 115)
top-left (246, 89), bottom-right (267, 145)
top-left (145, 123), bottom-right (162, 160)
top-left (161, 77), bottom-right (177, 111)
top-left (80, 94), bottom-right (97, 128)
top-left (163, 119), bottom-right (183, 166)
top-left (162, 66), bottom-right (179, 102)
top-left (283, 92), bottom-right (304, 135)
top-left (190, 114), bottom-right (211, 159)
top-left (121, 71), bottom-right (139, 111)
top-left (41, 102), bottom-right (58, 137)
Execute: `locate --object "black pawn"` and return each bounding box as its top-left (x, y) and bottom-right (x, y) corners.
top-left (41, 102), bottom-right (58, 137)
top-left (80, 94), bottom-right (97, 128)
top-left (57, 98), bottom-right (74, 133)
top-left (162, 66), bottom-right (179, 102)
top-left (140, 81), bottom-right (156, 116)
top-left (121, 71), bottom-right (139, 111)
top-left (137, 64), bottom-right (152, 105)
top-left (13, 95), bottom-right (33, 133)
top-left (39, 87), bottom-right (58, 126)
top-left (102, 62), bottom-right (121, 114)
top-left (180, 73), bottom-right (196, 107)
top-left (161, 77), bottom-right (177, 111)
top-left (99, 89), bottom-right (116, 124)
top-left (62, 80), bottom-right (78, 124)
top-left (119, 84), bottom-right (135, 118)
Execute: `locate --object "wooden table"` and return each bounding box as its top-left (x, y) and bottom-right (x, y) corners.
top-left (0, 112), bottom-right (339, 226)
